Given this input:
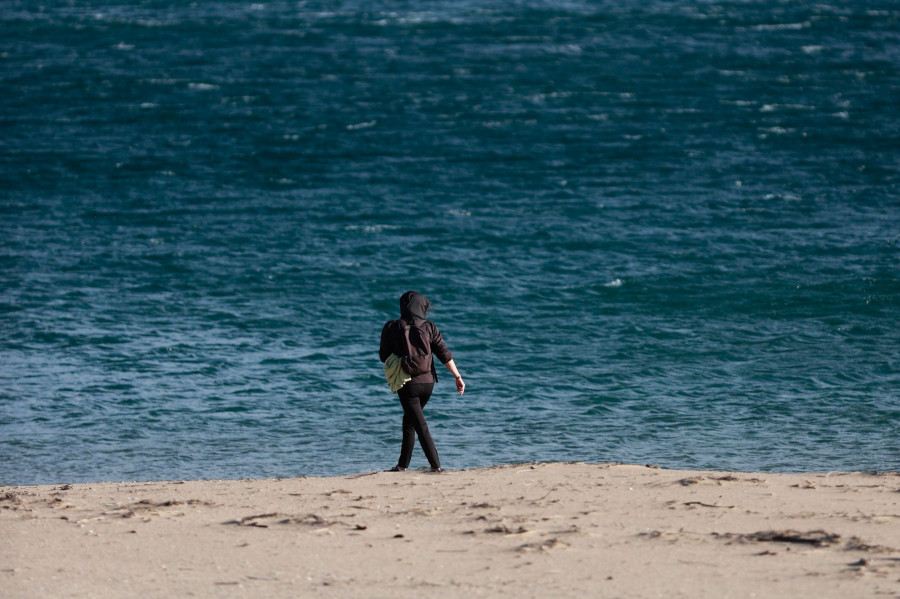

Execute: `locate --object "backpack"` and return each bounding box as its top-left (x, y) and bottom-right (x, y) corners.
top-left (399, 322), bottom-right (433, 377)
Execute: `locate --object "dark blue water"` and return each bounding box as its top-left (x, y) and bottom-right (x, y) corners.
top-left (2, 1), bottom-right (899, 485)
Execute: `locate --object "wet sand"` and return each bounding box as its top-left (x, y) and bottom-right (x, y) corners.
top-left (3, 462), bottom-right (899, 598)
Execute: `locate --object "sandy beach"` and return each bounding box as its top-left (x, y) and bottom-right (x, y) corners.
top-left (2, 462), bottom-right (899, 598)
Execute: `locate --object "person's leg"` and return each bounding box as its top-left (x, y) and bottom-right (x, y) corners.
top-left (397, 395), bottom-right (417, 469)
top-left (397, 383), bottom-right (439, 469)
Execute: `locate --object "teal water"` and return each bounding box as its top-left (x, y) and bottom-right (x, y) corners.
top-left (2, 1), bottom-right (899, 485)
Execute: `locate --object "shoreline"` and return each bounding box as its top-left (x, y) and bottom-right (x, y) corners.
top-left (3, 462), bottom-right (899, 598)
top-left (9, 459), bottom-right (893, 489)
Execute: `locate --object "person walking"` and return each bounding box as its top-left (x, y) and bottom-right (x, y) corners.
top-left (380, 291), bottom-right (464, 472)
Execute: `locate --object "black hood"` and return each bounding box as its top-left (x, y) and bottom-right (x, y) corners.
top-left (399, 290), bottom-right (430, 324)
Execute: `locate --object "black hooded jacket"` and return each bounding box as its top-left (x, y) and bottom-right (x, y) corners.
top-left (379, 291), bottom-right (453, 384)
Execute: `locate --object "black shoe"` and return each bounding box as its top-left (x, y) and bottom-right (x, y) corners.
top-left (387, 465), bottom-right (407, 472)
top-left (430, 467), bottom-right (444, 473)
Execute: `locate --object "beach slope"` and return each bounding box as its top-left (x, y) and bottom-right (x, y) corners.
top-left (3, 462), bottom-right (899, 598)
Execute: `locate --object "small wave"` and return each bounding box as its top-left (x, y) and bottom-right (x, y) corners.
top-left (188, 82), bottom-right (219, 91)
top-left (721, 99), bottom-right (754, 107)
top-left (545, 44), bottom-right (582, 56)
top-left (604, 278), bottom-right (623, 288)
top-left (759, 126), bottom-right (793, 135)
top-left (373, 11), bottom-right (466, 26)
top-left (135, 20), bottom-right (169, 27)
top-left (344, 224), bottom-right (399, 233)
top-left (764, 193), bottom-right (801, 202)
top-left (94, 13), bottom-right (172, 27)
top-left (752, 22), bottom-right (811, 31)
top-left (346, 120), bottom-right (376, 131)
top-left (760, 103), bottom-right (815, 112)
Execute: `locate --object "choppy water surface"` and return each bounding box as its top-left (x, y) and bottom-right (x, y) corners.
top-left (2, 1), bottom-right (899, 484)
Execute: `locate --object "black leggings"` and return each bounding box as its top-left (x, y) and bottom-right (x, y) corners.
top-left (397, 382), bottom-right (440, 469)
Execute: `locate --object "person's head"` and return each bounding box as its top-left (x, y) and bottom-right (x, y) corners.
top-left (399, 290), bottom-right (430, 323)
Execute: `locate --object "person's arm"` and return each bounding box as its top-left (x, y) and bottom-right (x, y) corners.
top-left (443, 359), bottom-right (465, 395)
top-left (379, 322), bottom-right (393, 363)
top-left (429, 324), bottom-right (464, 394)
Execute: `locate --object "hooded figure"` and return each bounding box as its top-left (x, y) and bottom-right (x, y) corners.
top-left (399, 290), bottom-right (430, 325)
top-left (382, 291), bottom-right (440, 381)
top-left (379, 291), bottom-right (465, 472)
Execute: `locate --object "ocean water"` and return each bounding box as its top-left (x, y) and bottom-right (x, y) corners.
top-left (2, 1), bottom-right (899, 485)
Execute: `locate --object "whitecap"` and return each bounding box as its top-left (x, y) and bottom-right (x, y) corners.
top-left (665, 108), bottom-right (700, 114)
top-left (760, 103), bottom-right (814, 112)
top-left (188, 82), bottom-right (219, 91)
top-left (832, 111), bottom-right (849, 119)
top-left (759, 126), bottom-right (792, 135)
top-left (764, 193), bottom-right (801, 202)
top-left (546, 44), bottom-right (582, 56)
top-left (604, 279), bottom-right (623, 288)
top-left (373, 11), bottom-right (462, 26)
top-left (753, 22), bottom-right (811, 31)
top-left (114, 42), bottom-right (135, 51)
top-left (346, 120), bottom-right (376, 131)
top-left (344, 224), bottom-right (398, 233)
top-left (802, 45), bottom-right (824, 55)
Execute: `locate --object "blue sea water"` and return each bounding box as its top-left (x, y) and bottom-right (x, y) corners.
top-left (1, 1), bottom-right (899, 485)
